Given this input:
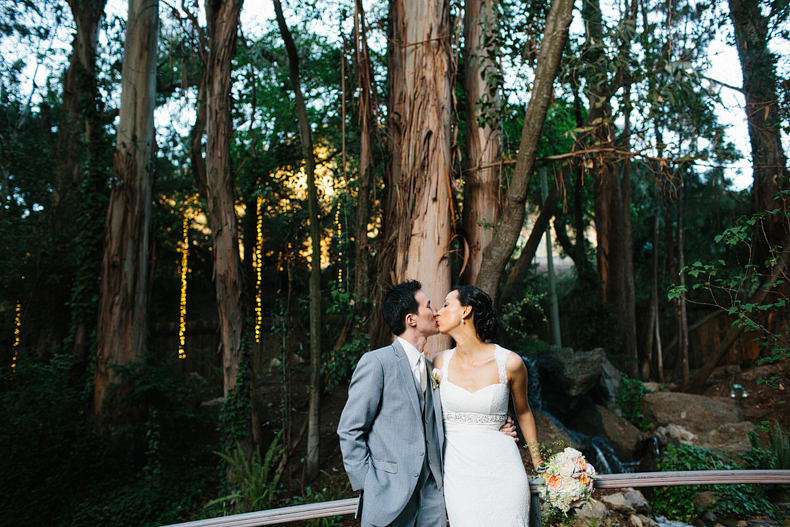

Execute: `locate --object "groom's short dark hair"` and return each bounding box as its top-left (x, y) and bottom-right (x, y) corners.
top-left (382, 280), bottom-right (422, 336)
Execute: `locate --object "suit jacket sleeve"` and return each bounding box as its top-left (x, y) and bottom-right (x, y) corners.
top-left (337, 351), bottom-right (383, 491)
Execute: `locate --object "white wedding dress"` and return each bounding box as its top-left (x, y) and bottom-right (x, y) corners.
top-left (440, 345), bottom-right (530, 527)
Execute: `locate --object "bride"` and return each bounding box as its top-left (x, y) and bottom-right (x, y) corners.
top-left (433, 285), bottom-right (542, 527)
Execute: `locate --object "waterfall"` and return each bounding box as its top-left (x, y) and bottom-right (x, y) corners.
top-left (524, 357), bottom-right (627, 474)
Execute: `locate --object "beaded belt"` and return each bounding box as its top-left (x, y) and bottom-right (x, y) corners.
top-left (444, 412), bottom-right (506, 424)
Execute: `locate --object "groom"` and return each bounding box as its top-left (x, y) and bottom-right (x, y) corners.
top-left (337, 280), bottom-right (445, 527)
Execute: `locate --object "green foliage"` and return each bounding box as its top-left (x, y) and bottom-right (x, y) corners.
top-left (288, 471), bottom-right (350, 527)
top-left (0, 352), bottom-right (219, 527)
top-left (499, 289), bottom-right (547, 346)
top-left (219, 334), bottom-right (253, 444)
top-left (742, 421), bottom-right (790, 470)
top-left (653, 444), bottom-right (779, 521)
top-left (204, 434), bottom-right (284, 516)
top-left (615, 377), bottom-right (651, 431)
top-left (322, 280), bottom-right (370, 389)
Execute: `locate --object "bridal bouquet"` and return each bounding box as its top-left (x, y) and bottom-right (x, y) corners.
top-left (538, 447), bottom-right (596, 515)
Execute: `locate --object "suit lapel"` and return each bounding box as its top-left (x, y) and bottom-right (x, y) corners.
top-left (391, 340), bottom-right (423, 418)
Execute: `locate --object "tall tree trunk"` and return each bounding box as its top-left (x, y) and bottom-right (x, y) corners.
top-left (93, 0), bottom-right (158, 415)
top-left (48, 0), bottom-right (107, 360)
top-left (273, 0), bottom-right (322, 480)
top-left (476, 0), bottom-right (574, 304)
top-left (461, 0), bottom-right (502, 285)
top-left (55, 0), bottom-right (107, 215)
top-left (728, 0), bottom-right (789, 340)
top-left (676, 182), bottom-right (689, 385)
top-left (204, 0), bottom-right (245, 398)
top-left (642, 214), bottom-right (659, 380)
top-left (353, 0), bottom-right (375, 314)
top-left (728, 0), bottom-right (789, 260)
top-left (581, 0), bottom-right (638, 374)
top-left (618, 26), bottom-right (638, 377)
top-left (378, 0), bottom-right (454, 357)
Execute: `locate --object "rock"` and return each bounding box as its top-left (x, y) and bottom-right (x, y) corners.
top-left (576, 499), bottom-right (611, 526)
top-left (637, 514), bottom-right (659, 527)
top-left (738, 364), bottom-right (780, 383)
top-left (642, 382), bottom-right (662, 393)
top-left (593, 349), bottom-right (622, 412)
top-left (655, 424), bottom-right (698, 446)
top-left (602, 493), bottom-right (637, 515)
top-left (622, 490), bottom-right (650, 513)
top-left (701, 511), bottom-right (717, 523)
top-left (536, 348), bottom-right (603, 417)
top-left (631, 514), bottom-right (643, 527)
top-left (699, 421), bottom-right (752, 457)
top-left (642, 392), bottom-right (744, 435)
top-left (534, 410), bottom-right (581, 452)
top-left (694, 490), bottom-right (717, 510)
top-left (566, 402), bottom-right (645, 462)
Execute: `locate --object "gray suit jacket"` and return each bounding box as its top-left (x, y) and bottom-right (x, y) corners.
top-left (337, 340), bottom-right (444, 526)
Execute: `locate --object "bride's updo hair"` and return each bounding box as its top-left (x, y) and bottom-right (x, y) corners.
top-left (454, 285), bottom-right (498, 341)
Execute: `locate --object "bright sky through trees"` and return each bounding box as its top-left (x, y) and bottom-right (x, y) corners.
top-left (11, 0), bottom-right (782, 191)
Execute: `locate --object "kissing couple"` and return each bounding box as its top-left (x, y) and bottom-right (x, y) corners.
top-left (338, 280), bottom-right (542, 527)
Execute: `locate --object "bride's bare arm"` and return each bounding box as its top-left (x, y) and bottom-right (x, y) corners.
top-left (507, 353), bottom-right (543, 467)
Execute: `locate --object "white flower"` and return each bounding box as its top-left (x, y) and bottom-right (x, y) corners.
top-left (537, 447), bottom-right (597, 515)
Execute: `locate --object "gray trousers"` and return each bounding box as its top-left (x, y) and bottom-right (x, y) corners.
top-left (361, 471), bottom-right (446, 527)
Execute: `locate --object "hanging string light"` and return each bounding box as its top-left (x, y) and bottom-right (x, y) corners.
top-left (178, 209), bottom-right (189, 360)
top-left (335, 205), bottom-right (343, 284)
top-left (255, 195), bottom-right (264, 343)
top-left (12, 298), bottom-right (21, 374)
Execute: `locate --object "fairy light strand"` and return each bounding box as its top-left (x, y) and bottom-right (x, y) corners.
top-left (335, 205), bottom-right (343, 284)
top-left (178, 211), bottom-right (189, 359)
top-left (255, 196), bottom-right (263, 343)
top-left (12, 298), bottom-right (21, 374)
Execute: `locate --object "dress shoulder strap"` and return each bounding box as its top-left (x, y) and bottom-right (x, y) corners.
top-left (494, 345), bottom-right (508, 384)
top-left (441, 348), bottom-right (455, 380)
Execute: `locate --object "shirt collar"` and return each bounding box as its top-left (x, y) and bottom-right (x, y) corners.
top-left (397, 336), bottom-right (423, 366)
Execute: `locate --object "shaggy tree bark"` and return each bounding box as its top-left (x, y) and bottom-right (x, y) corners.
top-left (353, 0), bottom-right (375, 316)
top-left (49, 0), bottom-right (107, 360)
top-left (204, 0), bottom-right (245, 398)
top-left (476, 0), bottom-right (575, 304)
top-left (729, 0), bottom-right (789, 261)
top-left (93, 0), bottom-right (158, 415)
top-left (273, 0), bottom-right (322, 480)
top-left (378, 0), bottom-right (454, 357)
top-left (462, 0), bottom-right (502, 285)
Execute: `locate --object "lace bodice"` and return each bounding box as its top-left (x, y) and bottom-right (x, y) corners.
top-left (440, 345), bottom-right (510, 426)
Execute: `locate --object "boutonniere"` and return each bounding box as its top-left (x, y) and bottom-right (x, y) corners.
top-left (430, 368), bottom-right (442, 390)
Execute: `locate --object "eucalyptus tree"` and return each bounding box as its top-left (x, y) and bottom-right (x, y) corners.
top-left (461, 0), bottom-right (503, 285)
top-left (203, 0), bottom-right (246, 403)
top-left (728, 0), bottom-right (789, 267)
top-left (272, 0), bottom-right (323, 481)
top-left (475, 0), bottom-right (575, 304)
top-left (376, 0), bottom-right (453, 357)
top-left (92, 0), bottom-right (159, 416)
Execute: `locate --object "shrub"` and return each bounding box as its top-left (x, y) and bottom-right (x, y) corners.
top-left (616, 376), bottom-right (651, 431)
top-left (653, 444), bottom-right (779, 521)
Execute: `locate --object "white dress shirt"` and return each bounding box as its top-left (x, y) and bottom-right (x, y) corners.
top-left (398, 336), bottom-right (426, 392)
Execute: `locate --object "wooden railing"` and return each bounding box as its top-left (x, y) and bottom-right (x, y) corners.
top-left (160, 470), bottom-right (790, 527)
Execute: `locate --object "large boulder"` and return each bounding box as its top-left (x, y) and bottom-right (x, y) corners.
top-left (534, 410), bottom-right (581, 452)
top-left (642, 391), bottom-right (744, 435)
top-left (566, 401), bottom-right (646, 462)
top-left (535, 348), bottom-right (603, 417)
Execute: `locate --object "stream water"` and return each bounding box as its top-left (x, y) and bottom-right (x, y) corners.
top-left (525, 357), bottom-right (627, 474)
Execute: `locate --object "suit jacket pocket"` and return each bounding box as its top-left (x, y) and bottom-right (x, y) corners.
top-left (370, 457), bottom-right (397, 474)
